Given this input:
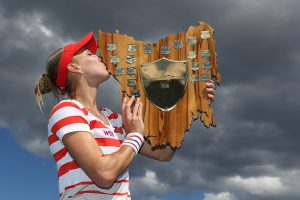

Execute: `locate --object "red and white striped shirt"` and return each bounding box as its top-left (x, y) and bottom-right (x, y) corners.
top-left (48, 99), bottom-right (130, 200)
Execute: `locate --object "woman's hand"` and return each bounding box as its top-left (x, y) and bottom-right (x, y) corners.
top-left (121, 96), bottom-right (144, 135)
top-left (206, 80), bottom-right (216, 103)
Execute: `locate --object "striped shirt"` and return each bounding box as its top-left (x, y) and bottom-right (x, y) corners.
top-left (48, 99), bottom-right (130, 200)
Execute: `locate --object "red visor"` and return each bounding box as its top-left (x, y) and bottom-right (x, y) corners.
top-left (56, 32), bottom-right (97, 94)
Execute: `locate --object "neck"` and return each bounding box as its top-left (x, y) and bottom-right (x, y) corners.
top-left (73, 83), bottom-right (98, 110)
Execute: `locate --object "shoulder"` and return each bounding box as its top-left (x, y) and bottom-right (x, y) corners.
top-left (49, 100), bottom-right (88, 120)
top-left (48, 100), bottom-right (92, 140)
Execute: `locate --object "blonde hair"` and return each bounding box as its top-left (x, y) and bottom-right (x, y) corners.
top-left (34, 48), bottom-right (74, 111)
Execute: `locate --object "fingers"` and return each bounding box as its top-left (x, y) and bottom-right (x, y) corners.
top-left (125, 96), bottom-right (135, 119)
top-left (208, 94), bottom-right (214, 103)
top-left (137, 101), bottom-right (143, 118)
top-left (121, 96), bottom-right (127, 112)
top-left (206, 88), bottom-right (215, 95)
top-left (121, 96), bottom-right (128, 125)
top-left (132, 97), bottom-right (140, 117)
top-left (205, 80), bottom-right (215, 90)
top-left (205, 80), bottom-right (216, 102)
top-left (121, 95), bottom-right (144, 134)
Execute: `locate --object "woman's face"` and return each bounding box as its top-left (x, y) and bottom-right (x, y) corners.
top-left (73, 48), bottom-right (109, 85)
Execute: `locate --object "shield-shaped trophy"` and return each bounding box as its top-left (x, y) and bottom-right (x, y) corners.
top-left (140, 58), bottom-right (188, 111)
top-left (98, 21), bottom-right (221, 148)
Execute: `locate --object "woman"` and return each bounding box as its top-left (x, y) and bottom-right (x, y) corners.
top-left (34, 32), bottom-right (215, 200)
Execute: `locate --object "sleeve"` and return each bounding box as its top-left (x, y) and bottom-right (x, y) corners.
top-left (48, 102), bottom-right (92, 140)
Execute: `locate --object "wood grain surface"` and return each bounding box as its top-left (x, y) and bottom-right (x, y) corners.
top-left (98, 21), bottom-right (221, 148)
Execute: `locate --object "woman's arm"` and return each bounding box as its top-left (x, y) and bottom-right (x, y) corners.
top-left (139, 141), bottom-right (175, 161)
top-left (62, 96), bottom-right (144, 188)
top-left (63, 131), bottom-right (135, 188)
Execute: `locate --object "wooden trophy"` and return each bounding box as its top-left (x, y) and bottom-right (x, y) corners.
top-left (98, 21), bottom-right (221, 148)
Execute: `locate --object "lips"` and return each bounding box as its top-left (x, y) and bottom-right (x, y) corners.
top-left (103, 63), bottom-right (108, 70)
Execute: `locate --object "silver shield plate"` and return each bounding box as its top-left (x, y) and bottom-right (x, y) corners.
top-left (140, 57), bottom-right (188, 111)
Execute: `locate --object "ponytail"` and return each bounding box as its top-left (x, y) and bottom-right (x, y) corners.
top-left (34, 48), bottom-right (63, 111)
top-left (34, 74), bottom-right (53, 111)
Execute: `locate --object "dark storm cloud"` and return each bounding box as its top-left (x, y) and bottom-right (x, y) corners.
top-left (1, 0), bottom-right (300, 199)
top-left (0, 0), bottom-right (233, 40)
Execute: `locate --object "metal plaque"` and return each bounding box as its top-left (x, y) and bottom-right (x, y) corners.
top-left (128, 44), bottom-right (137, 52)
top-left (131, 89), bottom-right (140, 97)
top-left (173, 40), bottom-right (183, 49)
top-left (110, 56), bottom-right (120, 64)
top-left (161, 46), bottom-right (170, 55)
top-left (127, 79), bottom-right (137, 87)
top-left (200, 74), bottom-right (210, 82)
top-left (190, 74), bottom-right (199, 83)
top-left (127, 66), bottom-right (136, 76)
top-left (203, 61), bottom-right (212, 70)
top-left (143, 44), bottom-right (152, 54)
top-left (201, 50), bottom-right (210, 59)
top-left (140, 57), bottom-right (188, 111)
top-left (201, 31), bottom-right (210, 39)
top-left (107, 43), bottom-right (116, 51)
top-left (191, 62), bottom-right (200, 71)
top-left (187, 36), bottom-right (197, 45)
top-left (115, 67), bottom-right (124, 76)
top-left (126, 55), bottom-right (136, 64)
top-left (188, 51), bottom-right (196, 59)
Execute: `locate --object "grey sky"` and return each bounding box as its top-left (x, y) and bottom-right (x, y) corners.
top-left (0, 0), bottom-right (300, 199)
